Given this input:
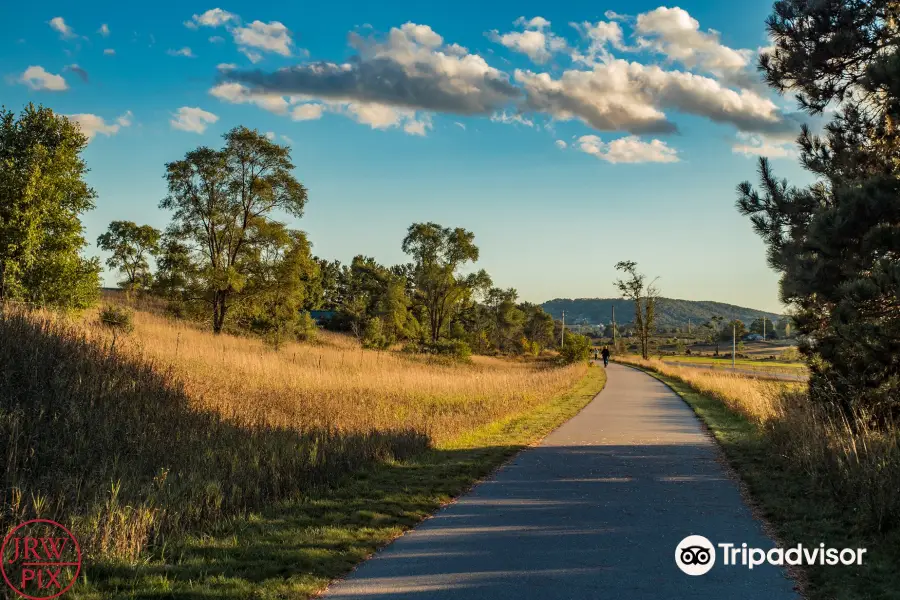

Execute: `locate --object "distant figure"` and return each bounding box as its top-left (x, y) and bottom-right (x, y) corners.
top-left (601, 346), bottom-right (610, 367)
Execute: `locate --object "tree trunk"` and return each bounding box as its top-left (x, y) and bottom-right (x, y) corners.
top-left (212, 291), bottom-right (228, 334)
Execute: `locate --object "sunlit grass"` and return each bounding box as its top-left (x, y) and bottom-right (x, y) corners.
top-left (2, 303), bottom-right (587, 566)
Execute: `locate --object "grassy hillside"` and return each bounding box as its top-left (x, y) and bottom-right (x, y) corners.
top-left (1, 303), bottom-right (588, 567)
top-left (542, 297), bottom-right (783, 329)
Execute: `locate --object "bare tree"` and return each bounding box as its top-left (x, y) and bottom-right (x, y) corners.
top-left (614, 261), bottom-right (660, 360)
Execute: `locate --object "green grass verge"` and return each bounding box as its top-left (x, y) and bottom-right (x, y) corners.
top-left (622, 362), bottom-right (900, 600)
top-left (72, 366), bottom-right (607, 599)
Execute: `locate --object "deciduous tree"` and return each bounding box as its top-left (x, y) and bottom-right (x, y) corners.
top-left (614, 261), bottom-right (659, 360)
top-left (97, 221), bottom-right (161, 291)
top-left (0, 104), bottom-right (100, 308)
top-left (160, 127), bottom-right (307, 333)
top-left (402, 222), bottom-right (488, 343)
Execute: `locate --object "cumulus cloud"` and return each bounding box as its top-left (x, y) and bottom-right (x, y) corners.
top-left (223, 23), bottom-right (520, 117)
top-left (19, 66), bottom-right (68, 91)
top-left (577, 134), bottom-right (678, 163)
top-left (217, 63), bottom-right (238, 71)
top-left (168, 47), bottom-right (195, 57)
top-left (488, 16), bottom-right (567, 64)
top-left (210, 81), bottom-right (290, 114)
top-left (209, 35), bottom-right (225, 43)
top-left (732, 132), bottom-right (795, 158)
top-left (170, 107), bottom-right (219, 133)
top-left (233, 20), bottom-right (293, 57)
top-left (49, 17), bottom-right (76, 40)
top-left (570, 20), bottom-right (628, 65)
top-left (555, 139), bottom-right (567, 149)
top-left (185, 8), bottom-right (238, 29)
top-left (98, 23), bottom-right (110, 37)
top-left (634, 7), bottom-right (755, 87)
top-left (103, 48), bottom-right (115, 55)
top-left (65, 64), bottom-right (89, 83)
top-left (291, 103), bottom-right (324, 121)
top-left (515, 59), bottom-right (795, 136)
top-left (67, 111), bottom-right (132, 140)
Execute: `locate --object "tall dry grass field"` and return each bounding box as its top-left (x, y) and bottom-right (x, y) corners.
top-left (617, 355), bottom-right (900, 533)
top-left (1, 305), bottom-right (587, 563)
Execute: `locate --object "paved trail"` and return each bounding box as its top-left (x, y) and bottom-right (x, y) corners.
top-left (324, 364), bottom-right (798, 599)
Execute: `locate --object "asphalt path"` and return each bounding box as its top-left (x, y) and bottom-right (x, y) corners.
top-left (323, 363), bottom-right (799, 599)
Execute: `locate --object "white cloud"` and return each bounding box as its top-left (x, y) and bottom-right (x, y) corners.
top-left (281, 134), bottom-right (294, 144)
top-left (209, 82), bottom-right (290, 114)
top-left (454, 121), bottom-right (466, 130)
top-left (491, 111), bottom-right (534, 127)
top-left (225, 23), bottom-right (519, 118)
top-left (239, 47), bottom-right (263, 63)
top-left (67, 110), bottom-right (133, 140)
top-left (98, 24), bottom-right (110, 37)
top-left (49, 17), bottom-right (76, 40)
top-left (577, 134), bottom-right (679, 163)
top-left (217, 63), bottom-right (238, 71)
top-left (265, 131), bottom-right (276, 140)
top-left (103, 48), bottom-right (115, 55)
top-left (489, 17), bottom-right (567, 64)
top-left (634, 7), bottom-right (754, 86)
top-left (732, 132), bottom-right (795, 158)
top-left (555, 139), bottom-right (567, 149)
top-left (170, 107), bottom-right (219, 133)
top-left (515, 59), bottom-right (793, 135)
top-left (514, 16), bottom-right (551, 29)
top-left (233, 20), bottom-right (293, 57)
top-left (291, 103), bottom-right (324, 121)
top-left (570, 20), bottom-right (628, 65)
top-left (185, 8), bottom-right (238, 29)
top-left (168, 47), bottom-right (195, 58)
top-left (403, 114), bottom-right (432, 136)
top-left (19, 66), bottom-right (68, 91)
top-left (209, 35), bottom-right (225, 43)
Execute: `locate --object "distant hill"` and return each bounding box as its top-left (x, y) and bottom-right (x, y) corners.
top-left (541, 298), bottom-right (783, 330)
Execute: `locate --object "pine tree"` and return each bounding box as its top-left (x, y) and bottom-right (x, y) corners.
top-left (737, 0), bottom-right (900, 420)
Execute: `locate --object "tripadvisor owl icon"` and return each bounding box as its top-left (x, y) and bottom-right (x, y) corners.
top-left (675, 535), bottom-right (716, 576)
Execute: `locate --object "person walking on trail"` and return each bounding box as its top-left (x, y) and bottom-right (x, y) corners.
top-left (601, 346), bottom-right (610, 367)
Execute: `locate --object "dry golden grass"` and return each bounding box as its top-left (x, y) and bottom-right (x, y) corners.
top-left (1, 303), bottom-right (587, 563)
top-left (93, 308), bottom-right (585, 443)
top-left (616, 355), bottom-right (786, 423)
top-left (616, 354), bottom-right (900, 533)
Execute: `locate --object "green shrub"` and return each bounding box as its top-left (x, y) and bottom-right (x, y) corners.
top-left (294, 311), bottom-right (318, 342)
top-left (98, 305), bottom-right (134, 334)
top-left (560, 331), bottom-right (591, 364)
top-left (362, 318), bottom-right (390, 350)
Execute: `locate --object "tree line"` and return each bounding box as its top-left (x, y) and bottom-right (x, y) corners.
top-left (0, 105), bottom-right (591, 363)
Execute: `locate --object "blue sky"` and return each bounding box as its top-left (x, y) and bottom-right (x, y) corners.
top-left (0, 0), bottom-right (815, 312)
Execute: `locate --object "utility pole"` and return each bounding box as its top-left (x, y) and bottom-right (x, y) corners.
top-left (763, 317), bottom-right (766, 342)
top-left (561, 310), bottom-right (566, 349)
top-left (732, 321), bottom-right (736, 368)
top-left (612, 306), bottom-right (616, 348)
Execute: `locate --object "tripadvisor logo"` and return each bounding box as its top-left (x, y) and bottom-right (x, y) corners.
top-left (675, 535), bottom-right (867, 576)
top-left (675, 535), bottom-right (715, 576)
